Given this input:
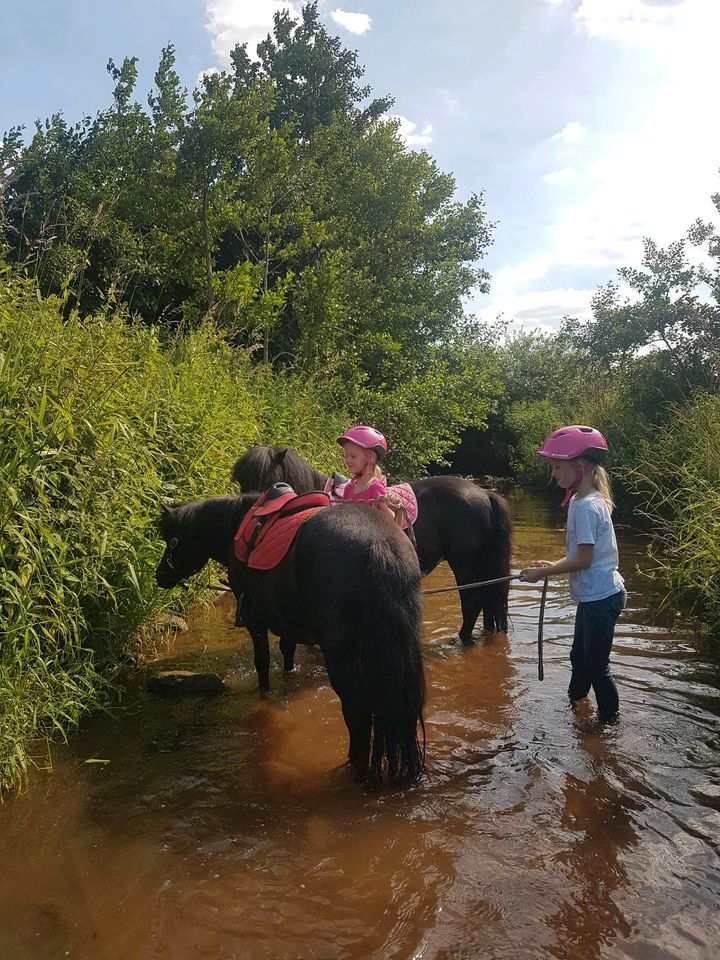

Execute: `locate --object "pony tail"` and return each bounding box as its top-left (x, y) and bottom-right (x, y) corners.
top-left (484, 492), bottom-right (512, 632)
top-left (592, 464), bottom-right (615, 512)
top-left (361, 541), bottom-right (426, 783)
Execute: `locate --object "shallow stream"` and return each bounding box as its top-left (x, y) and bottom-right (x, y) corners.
top-left (1, 490), bottom-right (719, 959)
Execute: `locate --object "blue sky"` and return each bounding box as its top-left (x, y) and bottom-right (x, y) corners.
top-left (2, 0), bottom-right (718, 330)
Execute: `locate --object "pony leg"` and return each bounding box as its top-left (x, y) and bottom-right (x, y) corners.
top-left (324, 652), bottom-right (371, 779)
top-left (448, 566), bottom-right (484, 644)
top-left (248, 626), bottom-right (271, 690)
top-left (279, 635), bottom-right (297, 672)
top-left (452, 565), bottom-right (508, 642)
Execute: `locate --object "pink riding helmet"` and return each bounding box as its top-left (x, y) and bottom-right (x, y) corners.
top-left (336, 425), bottom-right (388, 461)
top-left (537, 425), bottom-right (608, 463)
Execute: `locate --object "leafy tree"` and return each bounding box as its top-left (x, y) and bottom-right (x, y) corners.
top-left (230, 1), bottom-right (392, 136)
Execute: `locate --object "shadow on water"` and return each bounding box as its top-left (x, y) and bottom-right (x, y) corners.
top-left (1, 489), bottom-right (719, 960)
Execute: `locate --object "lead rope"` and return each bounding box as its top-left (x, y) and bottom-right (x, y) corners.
top-left (537, 577), bottom-right (548, 681)
top-left (421, 573), bottom-right (547, 681)
top-left (210, 560), bottom-right (548, 678)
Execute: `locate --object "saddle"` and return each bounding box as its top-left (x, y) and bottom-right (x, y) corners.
top-left (233, 483), bottom-right (330, 570)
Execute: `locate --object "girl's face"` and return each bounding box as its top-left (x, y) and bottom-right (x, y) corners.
top-left (549, 458), bottom-right (578, 488)
top-left (342, 442), bottom-right (374, 476)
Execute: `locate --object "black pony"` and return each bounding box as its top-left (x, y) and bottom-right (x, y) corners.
top-left (156, 494), bottom-right (426, 784)
top-left (232, 445), bottom-right (513, 642)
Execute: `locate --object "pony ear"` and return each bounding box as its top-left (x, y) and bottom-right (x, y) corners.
top-left (274, 447), bottom-right (288, 464)
top-left (159, 503), bottom-right (175, 530)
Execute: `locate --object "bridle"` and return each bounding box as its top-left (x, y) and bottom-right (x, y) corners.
top-left (163, 537), bottom-right (180, 572)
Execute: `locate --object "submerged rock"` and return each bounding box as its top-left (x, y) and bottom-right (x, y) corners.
top-left (147, 671), bottom-right (225, 697)
top-left (156, 613), bottom-right (189, 632)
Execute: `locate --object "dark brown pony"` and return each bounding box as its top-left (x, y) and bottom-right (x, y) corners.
top-left (156, 493), bottom-right (426, 784)
top-left (232, 445), bottom-right (512, 642)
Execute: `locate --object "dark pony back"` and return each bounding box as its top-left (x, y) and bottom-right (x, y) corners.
top-left (231, 444), bottom-right (513, 640)
top-left (232, 445), bottom-right (325, 494)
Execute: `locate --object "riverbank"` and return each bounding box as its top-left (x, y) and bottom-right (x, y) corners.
top-left (0, 275), bottom-right (346, 794)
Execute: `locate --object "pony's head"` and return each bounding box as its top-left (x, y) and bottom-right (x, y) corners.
top-left (231, 444), bottom-right (289, 491)
top-left (156, 503), bottom-right (211, 588)
top-left (156, 494), bottom-right (257, 588)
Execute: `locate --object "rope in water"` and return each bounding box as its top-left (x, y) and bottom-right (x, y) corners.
top-left (537, 577), bottom-right (548, 681)
top-left (421, 572), bottom-right (547, 682)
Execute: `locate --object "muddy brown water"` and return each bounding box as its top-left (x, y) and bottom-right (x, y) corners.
top-left (1, 490), bottom-right (719, 960)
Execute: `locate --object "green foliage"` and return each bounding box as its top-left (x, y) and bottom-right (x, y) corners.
top-left (351, 337), bottom-right (502, 478)
top-left (504, 398), bottom-right (567, 484)
top-left (0, 271), bottom-right (345, 794)
top-left (627, 394), bottom-right (720, 632)
top-left (1, 10), bottom-right (492, 396)
top-left (231, 1), bottom-right (392, 136)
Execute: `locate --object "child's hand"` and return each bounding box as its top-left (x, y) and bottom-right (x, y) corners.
top-left (520, 561), bottom-right (550, 583)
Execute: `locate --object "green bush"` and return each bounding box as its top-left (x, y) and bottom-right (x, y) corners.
top-left (628, 392), bottom-right (720, 631)
top-left (0, 271), bottom-right (344, 793)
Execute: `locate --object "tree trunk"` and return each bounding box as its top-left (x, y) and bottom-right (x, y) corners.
top-left (201, 185), bottom-right (214, 311)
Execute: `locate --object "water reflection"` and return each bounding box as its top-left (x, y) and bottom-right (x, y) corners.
top-left (1, 490), bottom-right (719, 960)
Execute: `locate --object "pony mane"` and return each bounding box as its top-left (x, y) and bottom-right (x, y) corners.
top-left (231, 445), bottom-right (326, 494)
top-left (161, 495), bottom-right (248, 541)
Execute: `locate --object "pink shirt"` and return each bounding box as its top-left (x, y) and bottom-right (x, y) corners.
top-left (342, 476), bottom-right (387, 502)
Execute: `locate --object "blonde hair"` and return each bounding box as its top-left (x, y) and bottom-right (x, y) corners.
top-left (359, 449), bottom-right (384, 481)
top-left (581, 459), bottom-right (614, 511)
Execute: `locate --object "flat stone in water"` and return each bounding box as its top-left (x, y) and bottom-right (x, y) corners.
top-left (156, 613), bottom-right (189, 632)
top-left (147, 670), bottom-right (225, 696)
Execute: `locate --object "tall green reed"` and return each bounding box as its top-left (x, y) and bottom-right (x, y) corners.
top-left (628, 392), bottom-right (720, 632)
top-left (0, 271), bottom-right (344, 794)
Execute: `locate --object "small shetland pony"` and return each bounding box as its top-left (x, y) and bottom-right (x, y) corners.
top-left (232, 445), bottom-right (513, 642)
top-left (156, 494), bottom-right (426, 784)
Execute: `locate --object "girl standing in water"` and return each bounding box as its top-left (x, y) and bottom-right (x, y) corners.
top-left (520, 425), bottom-right (626, 723)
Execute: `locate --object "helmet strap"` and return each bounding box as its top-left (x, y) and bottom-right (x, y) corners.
top-left (351, 450), bottom-right (377, 479)
top-left (561, 462), bottom-right (592, 508)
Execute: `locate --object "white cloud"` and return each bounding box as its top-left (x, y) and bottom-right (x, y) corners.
top-left (486, 0), bottom-right (720, 328)
top-left (330, 9), bottom-right (372, 35)
top-left (205, 0), bottom-right (301, 60)
top-left (543, 166), bottom-right (577, 184)
top-left (391, 115), bottom-right (434, 147)
top-left (475, 285), bottom-right (597, 328)
top-left (552, 121), bottom-right (585, 143)
top-left (438, 88), bottom-right (459, 113)
top-left (572, 0), bottom-right (678, 40)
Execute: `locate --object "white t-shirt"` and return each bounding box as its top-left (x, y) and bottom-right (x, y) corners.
top-left (566, 491), bottom-right (625, 603)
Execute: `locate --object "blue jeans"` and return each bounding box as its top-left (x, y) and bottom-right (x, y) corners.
top-left (568, 589), bottom-right (626, 719)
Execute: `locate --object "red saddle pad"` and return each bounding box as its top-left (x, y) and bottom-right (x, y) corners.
top-left (234, 490), bottom-right (330, 570)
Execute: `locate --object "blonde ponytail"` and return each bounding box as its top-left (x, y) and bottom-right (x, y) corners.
top-left (591, 463), bottom-right (615, 512)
